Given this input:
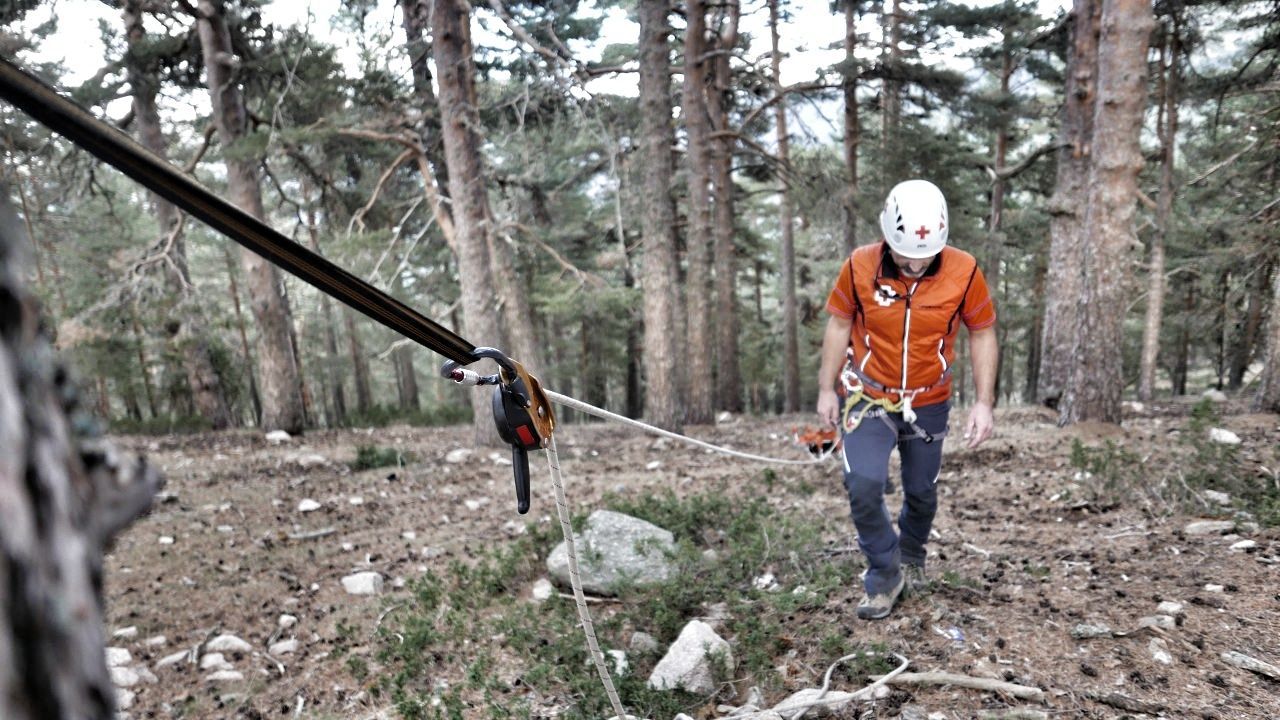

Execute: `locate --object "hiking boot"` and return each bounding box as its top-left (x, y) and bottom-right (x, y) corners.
top-left (903, 563), bottom-right (929, 596)
top-left (856, 574), bottom-right (905, 620)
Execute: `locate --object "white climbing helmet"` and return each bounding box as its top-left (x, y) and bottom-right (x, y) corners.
top-left (879, 179), bottom-right (949, 259)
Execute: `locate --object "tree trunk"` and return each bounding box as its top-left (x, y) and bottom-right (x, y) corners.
top-left (401, 0), bottom-right (452, 199)
top-left (842, 0), bottom-right (861, 256)
top-left (770, 0), bottom-right (800, 413)
top-left (343, 307), bottom-right (373, 414)
top-left (223, 247), bottom-right (261, 424)
top-left (707, 1), bottom-right (742, 413)
top-left (636, 0), bottom-right (683, 430)
top-left (1024, 254), bottom-right (1046, 402)
top-left (682, 0), bottom-right (715, 425)
top-left (302, 190), bottom-right (346, 427)
top-left (1172, 277), bottom-right (1191, 395)
top-left (882, 0), bottom-right (902, 159)
top-left (0, 187), bottom-right (161, 720)
top-left (124, 0), bottom-right (233, 429)
top-left (431, 0), bottom-right (506, 445)
top-left (128, 306), bottom-right (157, 419)
top-left (1256, 264), bottom-right (1280, 411)
top-left (1038, 0), bottom-right (1100, 407)
top-left (1231, 263), bottom-right (1269, 389)
top-left (197, 0), bottom-right (304, 433)
top-left (987, 48), bottom-right (1013, 402)
top-left (1139, 19), bottom-right (1179, 401)
top-left (1060, 0), bottom-right (1152, 425)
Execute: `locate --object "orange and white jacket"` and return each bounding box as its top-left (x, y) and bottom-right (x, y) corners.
top-left (825, 242), bottom-right (996, 407)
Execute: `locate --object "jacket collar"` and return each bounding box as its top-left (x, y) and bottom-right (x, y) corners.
top-left (878, 242), bottom-right (942, 281)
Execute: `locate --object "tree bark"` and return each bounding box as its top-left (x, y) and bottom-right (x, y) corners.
top-left (197, 0), bottom-right (304, 433)
top-left (682, 0), bottom-right (715, 425)
top-left (881, 0), bottom-right (902, 160)
top-left (636, 0), bottom-right (683, 430)
top-left (0, 187), bottom-right (162, 720)
top-left (1256, 264), bottom-right (1280, 411)
top-left (124, 0), bottom-right (233, 428)
top-left (1038, 0), bottom-right (1100, 407)
top-left (770, 0), bottom-right (800, 413)
top-left (343, 307), bottom-right (373, 414)
top-left (303, 192), bottom-right (346, 427)
top-left (707, 1), bottom-right (742, 413)
top-left (224, 247), bottom-right (260, 424)
top-left (431, 0), bottom-right (506, 445)
top-left (1060, 0), bottom-right (1152, 424)
top-left (842, 0), bottom-right (861, 256)
top-left (1139, 18), bottom-right (1179, 401)
top-left (986, 48), bottom-right (1013, 402)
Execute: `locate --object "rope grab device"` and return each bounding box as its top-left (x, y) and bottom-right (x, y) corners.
top-left (0, 56), bottom-right (554, 513)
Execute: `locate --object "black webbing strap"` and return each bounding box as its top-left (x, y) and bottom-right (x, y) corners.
top-left (0, 57), bottom-right (478, 366)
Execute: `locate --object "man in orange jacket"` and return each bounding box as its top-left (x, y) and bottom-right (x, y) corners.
top-left (817, 179), bottom-right (998, 620)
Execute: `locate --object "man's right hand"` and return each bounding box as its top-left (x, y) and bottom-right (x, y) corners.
top-left (817, 389), bottom-right (841, 429)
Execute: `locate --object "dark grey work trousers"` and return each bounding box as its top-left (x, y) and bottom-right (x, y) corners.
top-left (839, 400), bottom-right (950, 596)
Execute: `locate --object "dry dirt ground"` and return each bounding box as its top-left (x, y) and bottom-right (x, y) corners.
top-left (105, 400), bottom-right (1280, 720)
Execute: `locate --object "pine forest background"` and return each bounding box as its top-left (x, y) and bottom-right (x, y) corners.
top-left (2, 0), bottom-right (1278, 440)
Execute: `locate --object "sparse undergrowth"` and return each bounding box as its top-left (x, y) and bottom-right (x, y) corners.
top-left (373, 490), bottom-right (865, 720)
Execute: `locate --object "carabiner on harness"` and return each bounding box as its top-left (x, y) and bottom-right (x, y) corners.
top-left (441, 348), bottom-right (556, 514)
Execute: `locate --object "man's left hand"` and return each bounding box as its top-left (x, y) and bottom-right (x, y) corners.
top-left (963, 402), bottom-right (994, 448)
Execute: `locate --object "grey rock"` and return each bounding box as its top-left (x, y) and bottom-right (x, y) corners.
top-left (1156, 601), bottom-right (1184, 616)
top-left (156, 650), bottom-right (188, 668)
top-left (1202, 490), bottom-right (1232, 506)
top-left (1202, 389), bottom-right (1228, 403)
top-left (1138, 615), bottom-right (1177, 631)
top-left (110, 666), bottom-right (141, 688)
top-left (278, 614), bottom-right (298, 629)
top-left (547, 510), bottom-right (676, 595)
top-left (265, 430), bottom-right (292, 444)
top-left (269, 639), bottom-right (299, 655)
top-left (199, 653), bottom-right (233, 671)
top-left (206, 634), bottom-right (253, 654)
top-left (1149, 638), bottom-right (1173, 665)
top-left (629, 631), bottom-right (659, 654)
top-left (112, 627), bottom-right (138, 641)
top-left (204, 670), bottom-right (245, 683)
top-left (342, 571), bottom-right (384, 596)
top-left (143, 635), bottom-right (167, 648)
top-left (1208, 428), bottom-right (1241, 445)
top-left (1070, 623), bottom-right (1113, 639)
top-left (647, 620), bottom-right (732, 695)
top-left (897, 706), bottom-right (931, 720)
top-left (116, 688), bottom-right (136, 711)
top-left (445, 448), bottom-right (472, 464)
top-left (531, 578), bottom-right (554, 603)
top-left (1184, 520), bottom-right (1235, 535)
top-left (105, 647), bottom-right (132, 668)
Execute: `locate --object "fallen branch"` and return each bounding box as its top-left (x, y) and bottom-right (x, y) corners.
top-left (1221, 651), bottom-right (1280, 680)
top-left (870, 671), bottom-right (1045, 702)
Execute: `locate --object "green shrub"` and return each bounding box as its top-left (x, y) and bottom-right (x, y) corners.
top-left (350, 444), bottom-right (409, 471)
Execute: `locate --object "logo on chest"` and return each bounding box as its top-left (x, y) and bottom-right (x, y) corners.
top-left (874, 284), bottom-right (904, 307)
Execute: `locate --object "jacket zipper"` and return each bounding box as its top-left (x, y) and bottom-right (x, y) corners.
top-left (900, 282), bottom-right (918, 391)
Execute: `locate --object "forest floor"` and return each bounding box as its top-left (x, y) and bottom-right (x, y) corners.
top-left (104, 397), bottom-right (1280, 720)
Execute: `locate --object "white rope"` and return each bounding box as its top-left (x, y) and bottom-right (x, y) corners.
top-left (545, 436), bottom-right (629, 720)
top-left (546, 391), bottom-right (834, 466)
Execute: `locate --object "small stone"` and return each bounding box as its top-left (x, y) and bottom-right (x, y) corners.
top-left (105, 648), bottom-right (133, 668)
top-left (753, 573), bottom-right (778, 591)
top-left (401, 531), bottom-right (417, 540)
top-left (216, 525), bottom-right (233, 533)
top-left (205, 634), bottom-right (253, 654)
top-left (297, 499), bottom-right (321, 513)
top-left (342, 571), bottom-right (383, 596)
top-left (341, 542), bottom-right (355, 551)
top-left (1202, 389), bottom-right (1228, 403)
top-left (156, 650), bottom-right (188, 668)
top-left (1208, 428), bottom-right (1241, 445)
top-left (531, 578), bottom-right (554, 603)
top-left (295, 453), bottom-right (327, 468)
top-left (1184, 520), bottom-right (1235, 535)
top-left (1071, 623), bottom-right (1113, 639)
top-left (269, 639), bottom-right (299, 655)
top-left (444, 448), bottom-right (472, 464)
top-left (116, 688), bottom-right (136, 710)
top-left (144, 635), bottom-right (167, 648)
top-left (112, 627), bottom-right (138, 641)
top-left (1230, 540), bottom-right (1257, 551)
top-left (1156, 601), bottom-right (1184, 616)
top-left (279, 614), bottom-right (298, 630)
top-left (199, 653), bottom-right (232, 671)
top-left (135, 667), bottom-right (158, 684)
top-left (1149, 638), bottom-right (1173, 665)
top-left (1203, 490), bottom-right (1232, 506)
top-left (265, 430), bottom-right (292, 444)
top-left (348, 496), bottom-right (364, 505)
top-left (109, 666), bottom-right (140, 688)
top-left (204, 670), bottom-right (245, 683)
top-left (606, 649), bottom-right (629, 676)
top-left (629, 632), bottom-right (660, 653)
top-left (1138, 615), bottom-right (1177, 631)
top-left (645, 461), bottom-right (662, 471)
top-left (464, 499), bottom-right (483, 511)
top-left (1204, 584), bottom-right (1224, 593)
top-left (158, 536), bottom-right (175, 545)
